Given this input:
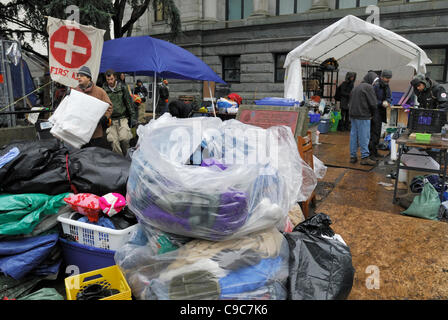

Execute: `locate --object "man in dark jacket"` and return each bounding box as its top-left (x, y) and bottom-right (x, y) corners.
top-left (410, 74), bottom-right (448, 110)
top-left (348, 71), bottom-right (378, 166)
top-left (369, 70), bottom-right (392, 159)
top-left (337, 72), bottom-right (356, 131)
top-left (157, 79), bottom-right (170, 115)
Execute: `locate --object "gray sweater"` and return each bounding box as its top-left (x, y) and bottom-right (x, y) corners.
top-left (349, 72), bottom-right (378, 120)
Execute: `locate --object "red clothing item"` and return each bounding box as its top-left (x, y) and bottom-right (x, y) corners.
top-left (227, 93), bottom-right (242, 105)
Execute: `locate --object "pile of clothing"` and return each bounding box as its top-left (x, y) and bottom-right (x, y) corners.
top-left (0, 193), bottom-right (69, 299)
top-left (115, 114), bottom-right (321, 300)
top-left (0, 139), bottom-right (134, 299)
top-left (127, 114), bottom-right (317, 241)
top-left (116, 226), bottom-right (289, 300)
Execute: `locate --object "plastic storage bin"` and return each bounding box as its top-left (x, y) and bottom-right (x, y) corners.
top-left (407, 109), bottom-right (446, 133)
top-left (318, 119), bottom-right (331, 134)
top-left (309, 113), bottom-right (321, 123)
top-left (57, 211), bottom-right (138, 250)
top-left (415, 133), bottom-right (431, 142)
top-left (391, 92), bottom-right (404, 105)
top-left (65, 265), bottom-right (132, 300)
top-left (254, 97), bottom-right (300, 106)
top-left (60, 237), bottom-right (116, 274)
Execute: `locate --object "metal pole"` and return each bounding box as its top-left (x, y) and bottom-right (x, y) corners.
top-left (418, 50), bottom-right (422, 74)
top-left (18, 43), bottom-right (26, 110)
top-left (153, 71), bottom-right (157, 120)
top-left (208, 81), bottom-right (216, 117)
top-left (4, 43), bottom-right (16, 127)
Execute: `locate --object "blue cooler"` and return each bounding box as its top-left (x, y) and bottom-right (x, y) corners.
top-left (318, 119), bottom-right (331, 134)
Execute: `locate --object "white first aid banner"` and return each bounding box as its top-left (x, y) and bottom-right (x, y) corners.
top-left (47, 17), bottom-right (105, 88)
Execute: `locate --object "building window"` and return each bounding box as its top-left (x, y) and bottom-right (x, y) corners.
top-left (222, 56), bottom-right (241, 83)
top-left (336, 0), bottom-right (377, 9)
top-left (275, 53), bottom-right (287, 83)
top-left (423, 47), bottom-right (448, 83)
top-left (154, 0), bottom-right (166, 22)
top-left (226, 0), bottom-right (253, 20)
top-left (276, 0), bottom-right (312, 15)
top-left (406, 0), bottom-right (428, 2)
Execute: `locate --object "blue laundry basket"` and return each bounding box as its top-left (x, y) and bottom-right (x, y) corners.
top-left (60, 237), bottom-right (116, 274)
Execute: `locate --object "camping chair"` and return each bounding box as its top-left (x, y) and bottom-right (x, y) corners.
top-left (297, 130), bottom-right (316, 218)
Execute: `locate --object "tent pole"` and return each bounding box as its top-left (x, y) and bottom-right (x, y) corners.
top-left (418, 50), bottom-right (422, 74)
top-left (153, 72), bottom-right (157, 120)
top-left (208, 81), bottom-right (216, 117)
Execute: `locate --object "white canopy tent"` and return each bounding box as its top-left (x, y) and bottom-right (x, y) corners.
top-left (283, 15), bottom-right (432, 101)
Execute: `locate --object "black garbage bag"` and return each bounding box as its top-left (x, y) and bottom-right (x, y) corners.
top-left (69, 147), bottom-right (131, 196)
top-left (0, 139), bottom-right (67, 189)
top-left (284, 213), bottom-right (355, 300)
top-left (0, 142), bottom-right (131, 196)
top-left (2, 150), bottom-right (69, 195)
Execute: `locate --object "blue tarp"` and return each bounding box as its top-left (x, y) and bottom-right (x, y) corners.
top-left (100, 36), bottom-right (226, 84)
top-left (10, 59), bottom-right (38, 106)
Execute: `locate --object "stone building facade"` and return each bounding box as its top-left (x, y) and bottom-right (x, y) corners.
top-left (129, 0), bottom-right (448, 104)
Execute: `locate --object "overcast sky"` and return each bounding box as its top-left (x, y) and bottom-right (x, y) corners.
top-left (1, 0), bottom-right (47, 55)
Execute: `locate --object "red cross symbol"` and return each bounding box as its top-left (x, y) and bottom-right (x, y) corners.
top-left (50, 26), bottom-right (92, 69)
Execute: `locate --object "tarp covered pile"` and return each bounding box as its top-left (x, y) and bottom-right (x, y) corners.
top-left (115, 114), bottom-right (355, 300)
top-left (0, 194), bottom-right (69, 299)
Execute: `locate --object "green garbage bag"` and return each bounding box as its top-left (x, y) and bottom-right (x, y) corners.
top-left (19, 288), bottom-right (64, 300)
top-left (330, 111), bottom-right (341, 132)
top-left (0, 193), bottom-right (70, 235)
top-left (402, 180), bottom-right (441, 220)
top-left (0, 274), bottom-right (44, 299)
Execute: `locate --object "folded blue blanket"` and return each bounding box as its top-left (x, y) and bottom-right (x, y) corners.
top-left (0, 233), bottom-right (59, 280)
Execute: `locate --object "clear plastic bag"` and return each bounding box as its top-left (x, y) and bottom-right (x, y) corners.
top-left (114, 225), bottom-right (289, 300)
top-left (127, 114), bottom-right (317, 241)
top-left (313, 155), bottom-right (327, 180)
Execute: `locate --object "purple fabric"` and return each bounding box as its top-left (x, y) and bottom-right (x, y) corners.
top-left (142, 202), bottom-right (193, 232)
top-left (211, 191), bottom-right (248, 237)
top-left (141, 189), bottom-right (248, 239)
top-left (201, 158), bottom-right (228, 171)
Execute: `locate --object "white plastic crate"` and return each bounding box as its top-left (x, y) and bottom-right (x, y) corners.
top-left (57, 211), bottom-right (138, 251)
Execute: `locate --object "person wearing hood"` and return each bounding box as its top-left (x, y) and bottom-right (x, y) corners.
top-left (157, 79), bottom-right (170, 115)
top-left (348, 71), bottom-right (378, 166)
top-left (410, 74), bottom-right (448, 110)
top-left (337, 72), bottom-right (357, 131)
top-left (369, 70), bottom-right (392, 159)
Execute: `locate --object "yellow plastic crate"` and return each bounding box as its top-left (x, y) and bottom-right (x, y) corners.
top-left (65, 265), bottom-right (131, 300)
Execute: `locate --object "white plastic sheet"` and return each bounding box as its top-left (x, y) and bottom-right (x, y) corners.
top-left (313, 155), bottom-right (327, 180)
top-left (49, 89), bottom-right (109, 149)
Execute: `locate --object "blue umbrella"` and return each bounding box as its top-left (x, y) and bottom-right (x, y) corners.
top-left (100, 36), bottom-right (225, 118)
top-left (100, 35), bottom-right (225, 83)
